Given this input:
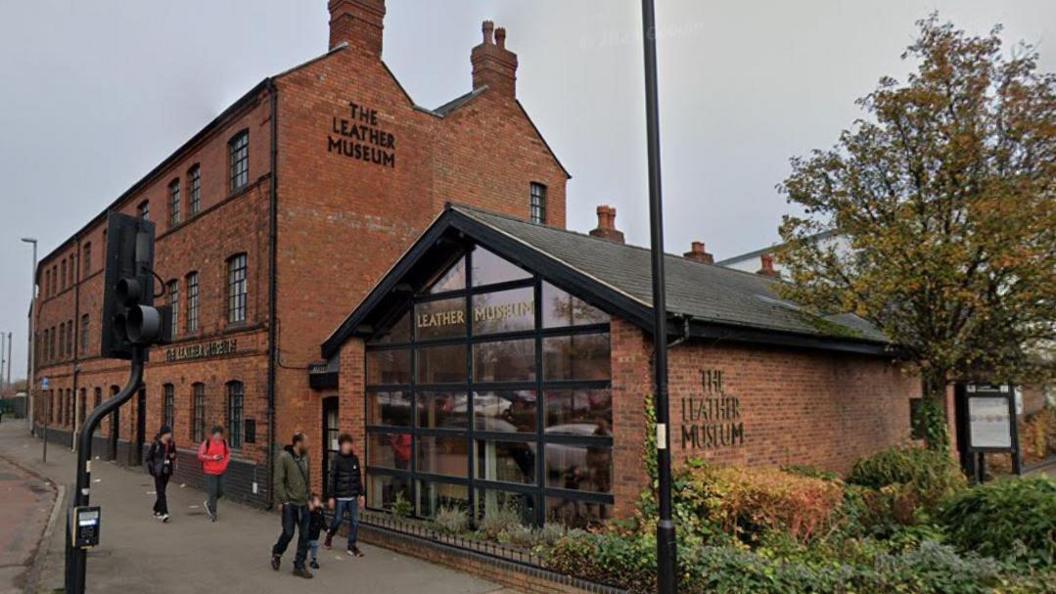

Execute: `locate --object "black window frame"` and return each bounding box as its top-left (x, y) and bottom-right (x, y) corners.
top-left (167, 279), bottom-right (180, 338)
top-left (82, 242), bottom-right (91, 277)
top-left (529, 182), bottom-right (547, 225)
top-left (228, 130), bottom-right (249, 192)
top-left (186, 272), bottom-right (200, 333)
top-left (137, 199), bottom-right (150, 221)
top-left (163, 383), bottom-right (175, 430)
top-left (226, 381), bottom-right (244, 449)
top-left (80, 314), bottom-right (89, 355)
top-left (191, 383), bottom-right (205, 443)
top-left (226, 254), bottom-right (247, 324)
top-left (188, 164), bottom-right (201, 216)
top-left (168, 178), bottom-right (182, 227)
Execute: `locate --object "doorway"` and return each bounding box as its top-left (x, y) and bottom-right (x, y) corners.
top-left (321, 397), bottom-right (340, 498)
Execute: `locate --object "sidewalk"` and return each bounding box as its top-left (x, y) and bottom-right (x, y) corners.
top-left (0, 422), bottom-right (511, 594)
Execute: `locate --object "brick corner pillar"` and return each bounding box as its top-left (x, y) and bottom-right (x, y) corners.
top-left (338, 338), bottom-right (367, 453)
top-left (609, 317), bottom-right (654, 518)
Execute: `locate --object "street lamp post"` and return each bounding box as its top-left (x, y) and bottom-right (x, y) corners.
top-left (22, 237), bottom-right (38, 437)
top-left (640, 1), bottom-right (678, 592)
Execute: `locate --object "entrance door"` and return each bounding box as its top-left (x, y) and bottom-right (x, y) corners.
top-left (321, 397), bottom-right (340, 498)
top-left (133, 388), bottom-right (147, 467)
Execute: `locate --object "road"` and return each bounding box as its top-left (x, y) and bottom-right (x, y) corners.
top-left (0, 421), bottom-right (512, 594)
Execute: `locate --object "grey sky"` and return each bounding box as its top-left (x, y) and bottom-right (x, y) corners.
top-left (1, 0), bottom-right (1053, 381)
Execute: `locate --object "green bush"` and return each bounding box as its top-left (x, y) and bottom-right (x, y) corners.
top-left (848, 445), bottom-right (966, 518)
top-left (938, 477), bottom-right (1056, 566)
top-left (782, 464), bottom-right (840, 482)
top-left (433, 506), bottom-right (469, 535)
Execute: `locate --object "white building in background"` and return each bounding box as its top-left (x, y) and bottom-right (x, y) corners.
top-left (715, 229), bottom-right (841, 278)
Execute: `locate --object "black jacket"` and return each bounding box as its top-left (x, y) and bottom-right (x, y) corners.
top-left (327, 452), bottom-right (363, 499)
top-left (146, 440), bottom-right (177, 477)
top-left (308, 508), bottom-right (326, 540)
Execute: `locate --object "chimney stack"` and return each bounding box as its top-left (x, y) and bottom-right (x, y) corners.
top-left (471, 21), bottom-right (518, 97)
top-left (757, 253), bottom-right (778, 277)
top-left (328, 0), bottom-right (386, 56)
top-left (589, 205), bottom-right (625, 244)
top-left (683, 241), bottom-right (714, 264)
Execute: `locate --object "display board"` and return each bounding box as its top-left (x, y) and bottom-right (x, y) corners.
top-left (965, 384), bottom-right (1015, 451)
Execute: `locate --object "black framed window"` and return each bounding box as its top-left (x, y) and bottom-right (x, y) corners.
top-left (186, 272), bottom-right (199, 333)
top-left (168, 178), bottom-right (181, 226)
top-left (227, 254), bottom-right (247, 324)
top-left (163, 384), bottom-right (175, 429)
top-left (137, 199), bottom-right (150, 221)
top-left (191, 383), bottom-right (205, 443)
top-left (167, 280), bottom-right (179, 338)
top-left (93, 388), bottom-right (102, 434)
top-left (227, 381), bottom-right (244, 449)
top-left (83, 242), bottom-right (91, 277)
top-left (80, 314), bottom-right (89, 354)
top-left (60, 259), bottom-right (67, 290)
top-left (58, 324), bottom-right (65, 359)
top-left (188, 165), bottom-right (201, 216)
top-left (67, 320), bottom-right (74, 359)
top-left (364, 245), bottom-right (612, 528)
top-left (530, 182), bottom-right (547, 224)
top-left (228, 131), bottom-right (249, 192)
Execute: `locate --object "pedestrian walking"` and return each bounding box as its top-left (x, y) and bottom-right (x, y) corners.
top-left (146, 425), bottom-right (177, 522)
top-left (197, 425), bottom-right (230, 522)
top-left (270, 432), bottom-right (313, 579)
top-left (307, 494), bottom-right (325, 570)
top-left (324, 433), bottom-right (364, 557)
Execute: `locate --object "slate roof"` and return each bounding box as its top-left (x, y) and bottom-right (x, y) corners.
top-left (453, 206), bottom-right (888, 344)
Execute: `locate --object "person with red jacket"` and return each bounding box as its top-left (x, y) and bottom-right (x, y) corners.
top-left (197, 425), bottom-right (231, 522)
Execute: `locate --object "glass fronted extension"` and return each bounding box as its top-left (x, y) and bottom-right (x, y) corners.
top-left (363, 246), bottom-right (614, 528)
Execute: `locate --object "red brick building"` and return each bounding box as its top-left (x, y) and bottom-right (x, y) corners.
top-left (323, 205), bottom-right (920, 527)
top-left (31, 0), bottom-right (569, 506)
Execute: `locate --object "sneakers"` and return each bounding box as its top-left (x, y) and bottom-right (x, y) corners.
top-left (160, 513), bottom-right (170, 523)
top-left (203, 500), bottom-right (216, 522)
top-left (310, 560), bottom-right (320, 570)
top-left (270, 555), bottom-right (281, 571)
top-left (292, 567), bottom-right (314, 579)
top-left (351, 545), bottom-right (364, 558)
top-left (323, 533), bottom-right (333, 549)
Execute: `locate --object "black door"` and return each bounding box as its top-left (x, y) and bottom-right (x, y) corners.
top-left (133, 388), bottom-right (146, 466)
top-left (321, 397), bottom-right (340, 498)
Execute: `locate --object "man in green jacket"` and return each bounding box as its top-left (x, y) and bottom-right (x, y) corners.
top-left (270, 433), bottom-right (313, 578)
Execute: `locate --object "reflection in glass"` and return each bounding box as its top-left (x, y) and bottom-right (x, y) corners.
top-left (475, 440), bottom-right (536, 484)
top-left (542, 334), bottom-right (610, 380)
top-left (471, 247), bottom-right (530, 287)
top-left (418, 344), bottom-right (467, 384)
top-left (415, 297), bottom-right (466, 340)
top-left (474, 390), bottom-right (537, 433)
top-left (427, 255), bottom-right (466, 294)
top-left (417, 481), bottom-right (469, 518)
top-left (366, 473), bottom-right (411, 511)
top-left (366, 349), bottom-right (411, 385)
top-left (417, 436), bottom-right (469, 478)
top-left (371, 309), bottom-right (411, 344)
top-left (367, 391), bottom-right (412, 427)
top-left (417, 391), bottom-right (468, 429)
top-left (368, 433), bottom-right (413, 470)
top-left (472, 287), bottom-right (535, 335)
top-left (475, 489), bottom-right (536, 526)
top-left (545, 389), bottom-right (612, 433)
top-left (544, 443), bottom-right (612, 494)
top-left (542, 282), bottom-right (608, 328)
top-left (545, 497), bottom-right (611, 529)
top-left (473, 339), bottom-right (535, 382)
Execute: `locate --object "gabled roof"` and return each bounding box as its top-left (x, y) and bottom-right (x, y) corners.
top-left (322, 205), bottom-right (892, 358)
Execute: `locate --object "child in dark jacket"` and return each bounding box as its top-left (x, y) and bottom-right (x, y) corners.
top-left (308, 494), bottom-right (325, 570)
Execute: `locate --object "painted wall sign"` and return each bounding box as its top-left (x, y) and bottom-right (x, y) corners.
top-left (328, 101), bottom-right (396, 168)
top-left (164, 339), bottom-right (238, 363)
top-left (681, 369), bottom-right (745, 450)
top-left (415, 300), bottom-right (534, 330)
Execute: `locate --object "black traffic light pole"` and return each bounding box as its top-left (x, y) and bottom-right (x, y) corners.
top-left (640, 1), bottom-right (678, 592)
top-left (65, 346), bottom-right (145, 594)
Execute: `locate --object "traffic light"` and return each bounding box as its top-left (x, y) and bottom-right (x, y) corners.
top-left (100, 213), bottom-right (171, 359)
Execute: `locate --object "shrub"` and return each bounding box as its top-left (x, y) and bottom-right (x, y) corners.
top-left (433, 506), bottom-right (469, 535)
top-left (782, 464), bottom-right (840, 482)
top-left (938, 476), bottom-right (1056, 566)
top-left (546, 531), bottom-right (657, 593)
top-left (677, 464), bottom-right (845, 544)
top-left (391, 492), bottom-right (413, 518)
top-left (476, 505), bottom-right (523, 541)
top-left (848, 445), bottom-right (965, 515)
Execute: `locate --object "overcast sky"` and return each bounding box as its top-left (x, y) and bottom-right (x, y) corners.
top-left (1, 0), bottom-right (1053, 381)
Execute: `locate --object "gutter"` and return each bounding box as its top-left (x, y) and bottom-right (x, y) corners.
top-left (265, 79), bottom-right (279, 510)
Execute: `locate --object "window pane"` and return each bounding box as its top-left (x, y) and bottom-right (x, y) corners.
top-left (542, 282), bottom-right (608, 328)
top-left (415, 297), bottom-right (466, 340)
top-left (474, 390), bottom-right (537, 433)
top-left (427, 256), bottom-right (466, 294)
top-left (186, 273), bottom-right (199, 333)
top-left (473, 339), bottom-right (535, 383)
top-left (417, 344), bottom-right (467, 384)
top-left (471, 247), bottom-right (530, 287)
top-left (545, 443), bottom-right (612, 494)
top-left (545, 389), bottom-right (612, 434)
top-left (367, 391), bottom-right (412, 427)
top-left (472, 287), bottom-right (535, 335)
top-left (546, 498), bottom-right (611, 529)
top-left (227, 254), bottom-right (247, 323)
top-left (417, 436), bottom-right (468, 478)
top-left (366, 349), bottom-right (411, 385)
top-left (366, 473), bottom-right (411, 511)
top-left (367, 433), bottom-right (412, 470)
top-left (416, 481), bottom-right (469, 518)
top-left (475, 440), bottom-right (536, 484)
top-left (417, 391), bottom-right (467, 429)
top-left (475, 490), bottom-right (536, 526)
top-left (542, 333), bottom-right (610, 380)
top-left (227, 383), bottom-right (244, 449)
top-left (372, 309), bottom-right (411, 344)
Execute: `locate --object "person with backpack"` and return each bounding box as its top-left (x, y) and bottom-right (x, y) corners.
top-left (196, 425), bottom-right (230, 522)
top-left (324, 433), bottom-right (364, 557)
top-left (146, 425), bottom-right (177, 522)
top-left (270, 432), bottom-right (312, 579)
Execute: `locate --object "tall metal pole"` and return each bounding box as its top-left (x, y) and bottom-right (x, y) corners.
top-left (22, 237), bottom-right (37, 436)
top-left (5, 332), bottom-right (12, 396)
top-left (640, 1), bottom-right (677, 592)
top-left (0, 331), bottom-right (7, 394)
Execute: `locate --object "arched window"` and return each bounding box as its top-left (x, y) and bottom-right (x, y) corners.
top-left (226, 381), bottom-right (244, 449)
top-left (188, 164), bottom-right (201, 216)
top-left (185, 272), bottom-right (200, 332)
top-left (162, 384), bottom-right (175, 430)
top-left (226, 254), bottom-right (247, 324)
top-left (228, 130), bottom-right (249, 191)
top-left (191, 383), bottom-right (205, 443)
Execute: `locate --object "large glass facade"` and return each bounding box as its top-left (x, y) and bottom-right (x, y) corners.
top-left (365, 246), bottom-right (613, 528)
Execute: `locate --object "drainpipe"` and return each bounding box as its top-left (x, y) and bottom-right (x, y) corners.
top-left (265, 79), bottom-right (279, 510)
top-left (667, 315), bottom-right (691, 349)
top-left (71, 235), bottom-right (82, 450)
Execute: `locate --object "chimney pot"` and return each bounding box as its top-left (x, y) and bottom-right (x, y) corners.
top-left (589, 205), bottom-right (625, 244)
top-left (328, 0), bottom-right (386, 56)
top-left (683, 241), bottom-right (714, 264)
top-left (495, 27), bottom-right (507, 49)
top-left (471, 20), bottom-right (518, 97)
top-left (482, 20), bottom-right (495, 44)
top-left (757, 253), bottom-right (778, 277)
